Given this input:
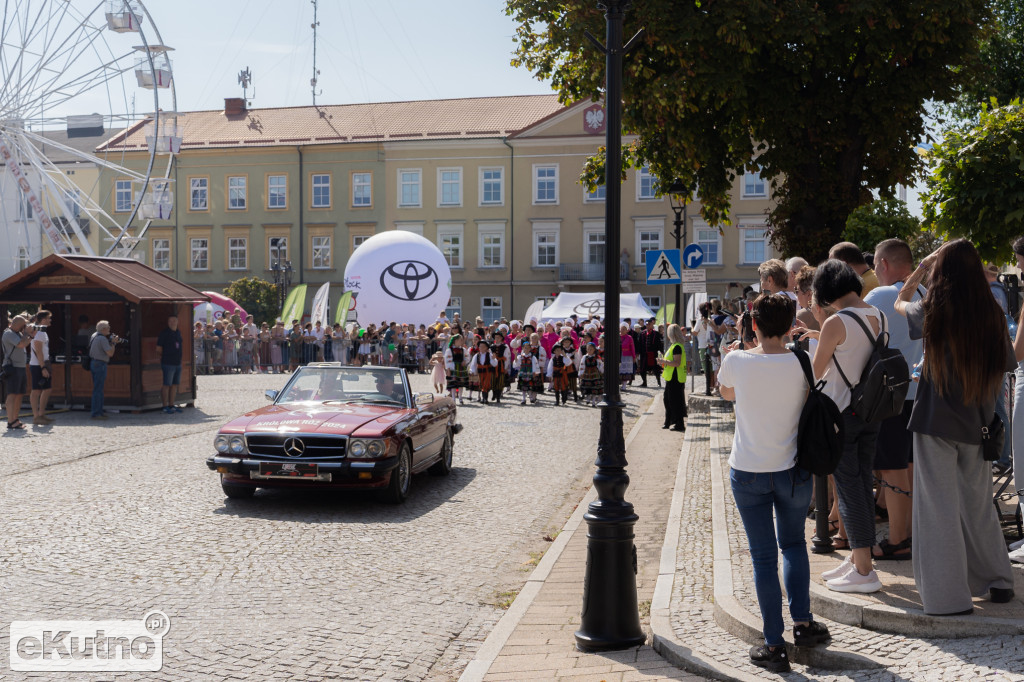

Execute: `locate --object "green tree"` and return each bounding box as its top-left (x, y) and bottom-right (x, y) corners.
top-left (507, 0), bottom-right (989, 262)
top-left (947, 0), bottom-right (1024, 120)
top-left (922, 100), bottom-right (1024, 262)
top-left (222, 277), bottom-right (279, 326)
top-left (842, 198), bottom-right (920, 254)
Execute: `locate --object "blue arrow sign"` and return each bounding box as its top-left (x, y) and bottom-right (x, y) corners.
top-left (646, 249), bottom-right (681, 285)
top-left (683, 243), bottom-right (705, 269)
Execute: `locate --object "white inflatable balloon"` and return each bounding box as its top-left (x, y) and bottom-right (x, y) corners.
top-left (343, 231), bottom-right (452, 328)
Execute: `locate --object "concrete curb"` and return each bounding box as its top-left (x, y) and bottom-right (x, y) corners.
top-left (457, 396), bottom-right (655, 682)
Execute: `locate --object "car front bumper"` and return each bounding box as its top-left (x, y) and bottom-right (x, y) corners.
top-left (206, 454), bottom-right (400, 483)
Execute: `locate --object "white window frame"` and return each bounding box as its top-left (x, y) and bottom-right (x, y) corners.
top-left (532, 224), bottom-right (560, 268)
top-left (311, 174), bottom-right (331, 208)
top-left (352, 234), bottom-right (370, 251)
top-left (17, 246), bottom-right (31, 270)
top-left (153, 238), bottom-right (171, 271)
top-left (189, 177), bottom-right (208, 211)
top-left (228, 236), bottom-right (248, 270)
top-left (742, 169), bottom-right (767, 198)
top-left (395, 222), bottom-right (424, 236)
top-left (398, 169), bottom-right (422, 208)
top-left (115, 179), bottom-right (132, 212)
top-left (268, 236), bottom-right (288, 265)
top-left (477, 223), bottom-right (505, 269)
top-left (643, 295), bottom-right (662, 310)
top-left (479, 167), bottom-right (504, 206)
top-left (268, 174), bottom-right (287, 209)
top-left (445, 297), bottom-right (462, 320)
top-left (636, 167), bottom-right (659, 201)
top-left (437, 167), bottom-right (462, 207)
top-left (190, 238), bottom-right (209, 271)
top-left (738, 219), bottom-right (770, 265)
top-left (535, 295), bottom-right (556, 307)
top-left (481, 296), bottom-right (503, 325)
top-left (227, 176), bottom-right (247, 210)
top-left (634, 221), bottom-right (664, 265)
top-left (585, 184), bottom-right (606, 203)
top-left (312, 235), bottom-right (332, 270)
top-left (583, 223), bottom-right (606, 265)
top-left (437, 223), bottom-right (464, 268)
top-left (692, 219), bottom-right (722, 266)
top-left (532, 164), bottom-right (559, 205)
top-left (352, 172), bottom-right (372, 207)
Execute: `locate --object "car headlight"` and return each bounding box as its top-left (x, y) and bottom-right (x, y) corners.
top-left (214, 435), bottom-right (230, 454)
top-left (366, 440), bottom-right (385, 457)
top-left (349, 439), bottom-right (386, 459)
top-left (229, 436), bottom-right (247, 454)
top-left (349, 440), bottom-right (366, 458)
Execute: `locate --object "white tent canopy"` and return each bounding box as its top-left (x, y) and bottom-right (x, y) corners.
top-left (539, 292), bottom-right (656, 323)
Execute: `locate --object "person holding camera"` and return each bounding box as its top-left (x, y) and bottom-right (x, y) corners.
top-left (2, 314), bottom-right (34, 430)
top-left (29, 310), bottom-right (54, 426)
top-left (89, 321), bottom-right (118, 420)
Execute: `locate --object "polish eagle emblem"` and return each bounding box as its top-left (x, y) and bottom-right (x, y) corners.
top-left (585, 108), bottom-right (605, 130)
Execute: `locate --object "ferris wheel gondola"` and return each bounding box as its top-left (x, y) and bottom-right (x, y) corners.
top-left (0, 0), bottom-right (177, 272)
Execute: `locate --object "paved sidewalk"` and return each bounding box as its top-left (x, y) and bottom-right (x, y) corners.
top-left (458, 394), bottom-right (704, 682)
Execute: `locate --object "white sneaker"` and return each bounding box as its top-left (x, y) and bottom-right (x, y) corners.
top-left (827, 568), bottom-right (882, 593)
top-left (821, 556), bottom-right (853, 581)
top-left (1008, 547), bottom-right (1024, 564)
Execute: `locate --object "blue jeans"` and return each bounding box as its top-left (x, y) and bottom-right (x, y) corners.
top-left (730, 466), bottom-right (814, 647)
top-left (90, 361), bottom-right (108, 417)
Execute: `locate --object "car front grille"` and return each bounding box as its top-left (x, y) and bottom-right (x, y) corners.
top-left (245, 434), bottom-right (347, 459)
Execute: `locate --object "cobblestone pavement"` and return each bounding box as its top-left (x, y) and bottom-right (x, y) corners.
top-left (0, 373), bottom-right (658, 681)
top-left (668, 404), bottom-right (1024, 681)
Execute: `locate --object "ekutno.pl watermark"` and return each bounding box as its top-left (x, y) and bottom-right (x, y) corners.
top-left (9, 610), bottom-right (170, 672)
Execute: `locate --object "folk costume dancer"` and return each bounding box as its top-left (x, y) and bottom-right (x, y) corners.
top-left (529, 332), bottom-right (547, 403)
top-left (490, 331), bottom-right (510, 403)
top-left (547, 345), bottom-right (573, 406)
top-left (560, 336), bottom-right (580, 402)
top-left (514, 340), bottom-right (541, 405)
top-left (444, 334), bottom-right (470, 405)
top-left (578, 342), bottom-right (604, 407)
top-left (469, 340), bottom-right (499, 404)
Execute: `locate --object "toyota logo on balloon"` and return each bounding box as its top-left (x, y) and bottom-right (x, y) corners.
top-left (343, 231), bottom-right (452, 328)
top-left (380, 260), bottom-right (438, 301)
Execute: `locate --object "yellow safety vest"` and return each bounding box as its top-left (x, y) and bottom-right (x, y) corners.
top-left (662, 343), bottom-right (687, 383)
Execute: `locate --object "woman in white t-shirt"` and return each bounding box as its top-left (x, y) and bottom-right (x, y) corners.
top-left (29, 310), bottom-right (54, 425)
top-left (718, 293), bottom-right (830, 673)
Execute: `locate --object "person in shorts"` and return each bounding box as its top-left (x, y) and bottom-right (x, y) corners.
top-left (156, 315), bottom-right (183, 414)
top-left (2, 314), bottom-right (33, 430)
top-left (29, 310), bottom-right (55, 426)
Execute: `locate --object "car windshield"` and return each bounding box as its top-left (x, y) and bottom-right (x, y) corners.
top-left (277, 367), bottom-right (407, 406)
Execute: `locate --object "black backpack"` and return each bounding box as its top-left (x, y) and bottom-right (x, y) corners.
top-left (832, 310), bottom-right (910, 423)
top-left (792, 348), bottom-right (845, 476)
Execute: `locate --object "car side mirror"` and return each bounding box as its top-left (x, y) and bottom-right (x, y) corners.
top-left (415, 392), bottom-right (434, 406)
top-left (265, 389), bottom-right (279, 402)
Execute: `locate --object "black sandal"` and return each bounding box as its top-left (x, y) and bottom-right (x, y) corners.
top-left (873, 537), bottom-right (912, 560)
top-left (6, 419), bottom-right (25, 430)
top-left (832, 537), bottom-right (850, 550)
top-left (828, 520), bottom-right (840, 536)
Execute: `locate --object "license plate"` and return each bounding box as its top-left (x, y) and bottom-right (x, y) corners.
top-left (255, 462), bottom-right (320, 479)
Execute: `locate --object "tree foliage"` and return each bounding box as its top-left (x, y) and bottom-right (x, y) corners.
top-left (922, 101), bottom-right (1024, 262)
top-left (222, 277), bottom-right (279, 326)
top-left (947, 0), bottom-right (1024, 120)
top-left (507, 0), bottom-right (989, 262)
top-left (842, 198), bottom-right (920, 254)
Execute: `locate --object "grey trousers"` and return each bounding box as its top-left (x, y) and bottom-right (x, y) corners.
top-left (1012, 363), bottom-right (1024, 521)
top-left (912, 432), bottom-right (1014, 615)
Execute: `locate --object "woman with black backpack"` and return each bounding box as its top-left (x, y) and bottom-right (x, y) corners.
top-left (894, 239), bottom-right (1015, 615)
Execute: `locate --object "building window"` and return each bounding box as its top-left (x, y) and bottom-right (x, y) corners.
top-left (637, 167), bottom-right (659, 200)
top-left (438, 225), bottom-right (463, 268)
top-left (312, 236), bottom-right (332, 269)
top-left (585, 230), bottom-right (606, 265)
top-left (438, 168), bottom-right (462, 207)
top-left (352, 172), bottom-right (371, 207)
top-left (395, 222), bottom-right (424, 236)
top-left (535, 295), bottom-right (556, 307)
top-left (115, 180), bottom-right (132, 212)
top-left (228, 237), bottom-right (248, 270)
top-left (480, 168), bottom-right (503, 205)
top-left (17, 193), bottom-right (33, 221)
top-left (478, 225), bottom-right (505, 268)
top-left (481, 297), bottom-right (502, 325)
top-left (190, 238), bottom-right (209, 271)
top-left (694, 223), bottom-right (722, 265)
top-left (445, 297), bottom-right (462, 320)
top-left (153, 238), bottom-right (170, 271)
top-left (399, 169), bottom-right (421, 207)
top-left (268, 236), bottom-right (288, 265)
top-left (742, 169), bottom-right (767, 198)
top-left (228, 176), bottom-right (247, 210)
top-left (353, 234), bottom-right (369, 251)
top-left (17, 246), bottom-right (31, 271)
top-left (636, 228), bottom-right (663, 264)
top-left (268, 175), bottom-right (287, 209)
top-left (311, 174), bottom-right (331, 208)
top-left (189, 177), bottom-right (208, 210)
top-left (643, 295), bottom-right (662, 310)
top-left (585, 184), bottom-right (606, 202)
top-left (533, 165), bottom-right (558, 204)
top-left (739, 222), bottom-right (769, 264)
top-left (533, 229), bottom-right (559, 267)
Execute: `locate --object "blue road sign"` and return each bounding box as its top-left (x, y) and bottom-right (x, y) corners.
top-left (683, 243), bottom-right (705, 269)
top-left (646, 249), bottom-right (682, 285)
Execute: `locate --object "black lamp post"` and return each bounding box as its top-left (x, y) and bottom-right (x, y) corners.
top-left (270, 241), bottom-right (293, 315)
top-left (667, 180), bottom-right (690, 328)
top-left (575, 0), bottom-right (646, 653)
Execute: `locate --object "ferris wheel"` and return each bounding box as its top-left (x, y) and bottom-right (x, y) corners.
top-left (0, 0), bottom-right (178, 270)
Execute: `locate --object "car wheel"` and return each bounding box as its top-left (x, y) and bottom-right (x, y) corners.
top-left (221, 476), bottom-right (256, 499)
top-left (381, 442), bottom-right (412, 504)
top-left (428, 431), bottom-right (453, 476)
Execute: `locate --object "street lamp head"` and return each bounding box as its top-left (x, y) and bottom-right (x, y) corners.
top-left (667, 179), bottom-right (689, 212)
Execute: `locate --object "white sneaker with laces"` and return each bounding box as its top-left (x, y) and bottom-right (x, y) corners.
top-left (1008, 546), bottom-right (1024, 564)
top-left (827, 568), bottom-right (882, 593)
top-left (821, 556), bottom-right (853, 581)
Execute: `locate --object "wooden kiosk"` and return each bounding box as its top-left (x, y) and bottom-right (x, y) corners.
top-left (0, 255), bottom-right (209, 411)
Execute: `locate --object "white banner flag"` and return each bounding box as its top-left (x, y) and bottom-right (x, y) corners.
top-left (309, 282), bottom-right (331, 328)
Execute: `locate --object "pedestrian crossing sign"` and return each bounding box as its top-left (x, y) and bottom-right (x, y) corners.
top-left (646, 249), bottom-right (681, 285)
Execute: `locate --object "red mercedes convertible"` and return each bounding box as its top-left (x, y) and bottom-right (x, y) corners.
top-left (206, 365), bottom-right (461, 503)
